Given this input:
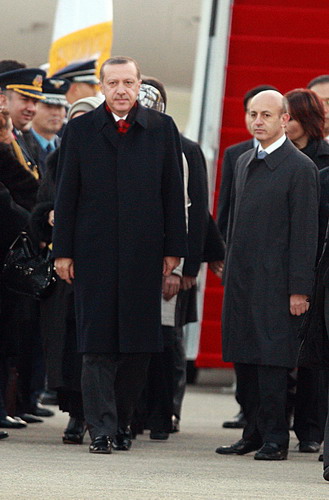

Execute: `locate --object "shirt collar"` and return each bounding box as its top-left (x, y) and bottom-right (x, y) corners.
top-left (111, 112), bottom-right (128, 122)
top-left (31, 128), bottom-right (57, 150)
top-left (258, 134), bottom-right (286, 155)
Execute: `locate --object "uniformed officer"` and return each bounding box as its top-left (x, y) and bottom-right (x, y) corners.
top-left (51, 59), bottom-right (99, 104)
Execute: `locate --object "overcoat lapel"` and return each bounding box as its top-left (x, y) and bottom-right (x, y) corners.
top-left (93, 104), bottom-right (120, 150)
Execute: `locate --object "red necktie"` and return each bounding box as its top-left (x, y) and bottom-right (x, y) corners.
top-left (117, 119), bottom-right (131, 135)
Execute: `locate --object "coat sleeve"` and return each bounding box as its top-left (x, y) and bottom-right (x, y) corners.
top-left (0, 181), bottom-right (29, 262)
top-left (203, 213), bottom-right (225, 263)
top-left (288, 160), bottom-right (319, 295)
top-left (182, 140), bottom-right (209, 276)
top-left (217, 147), bottom-right (234, 242)
top-left (52, 123), bottom-right (81, 259)
top-left (161, 118), bottom-right (188, 257)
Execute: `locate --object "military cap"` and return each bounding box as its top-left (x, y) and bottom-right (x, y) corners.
top-left (0, 68), bottom-right (46, 99)
top-left (51, 59), bottom-right (99, 84)
top-left (42, 78), bottom-right (70, 106)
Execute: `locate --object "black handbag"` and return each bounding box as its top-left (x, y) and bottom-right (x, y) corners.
top-left (1, 231), bottom-right (56, 299)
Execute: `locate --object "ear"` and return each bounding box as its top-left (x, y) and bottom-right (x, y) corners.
top-left (281, 112), bottom-right (290, 127)
top-left (99, 82), bottom-right (105, 96)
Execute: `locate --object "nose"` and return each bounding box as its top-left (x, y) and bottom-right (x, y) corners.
top-left (26, 101), bottom-right (36, 112)
top-left (116, 84), bottom-right (126, 95)
top-left (254, 114), bottom-right (263, 125)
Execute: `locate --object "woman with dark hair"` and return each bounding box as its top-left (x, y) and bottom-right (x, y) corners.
top-left (284, 88), bottom-right (329, 458)
top-left (285, 88), bottom-right (329, 169)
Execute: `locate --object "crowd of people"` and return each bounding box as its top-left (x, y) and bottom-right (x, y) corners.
top-left (216, 78), bottom-right (329, 482)
top-left (0, 56), bottom-right (224, 453)
top-left (1, 53), bottom-right (329, 482)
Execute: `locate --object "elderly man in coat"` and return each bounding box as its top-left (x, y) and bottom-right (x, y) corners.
top-left (52, 56), bottom-right (187, 454)
top-left (216, 90), bottom-right (319, 460)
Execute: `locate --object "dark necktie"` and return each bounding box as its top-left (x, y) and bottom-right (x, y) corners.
top-left (257, 150), bottom-right (268, 159)
top-left (46, 143), bottom-right (53, 154)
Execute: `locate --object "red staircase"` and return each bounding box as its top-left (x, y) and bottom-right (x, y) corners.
top-left (196, 0), bottom-right (329, 368)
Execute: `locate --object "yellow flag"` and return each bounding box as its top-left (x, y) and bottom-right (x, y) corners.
top-left (48, 0), bottom-right (113, 78)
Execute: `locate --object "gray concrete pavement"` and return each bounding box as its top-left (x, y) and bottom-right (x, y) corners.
top-left (0, 370), bottom-right (328, 500)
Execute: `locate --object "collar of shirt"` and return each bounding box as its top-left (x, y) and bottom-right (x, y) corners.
top-left (31, 128), bottom-right (56, 151)
top-left (253, 137), bottom-right (259, 148)
top-left (258, 134), bottom-right (286, 155)
top-left (112, 112), bottom-right (128, 122)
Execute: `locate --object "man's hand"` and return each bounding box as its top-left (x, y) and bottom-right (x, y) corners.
top-left (162, 274), bottom-right (181, 301)
top-left (289, 294), bottom-right (310, 316)
top-left (181, 275), bottom-right (196, 291)
top-left (209, 260), bottom-right (224, 279)
top-left (54, 258), bottom-right (75, 285)
top-left (163, 256), bottom-right (180, 277)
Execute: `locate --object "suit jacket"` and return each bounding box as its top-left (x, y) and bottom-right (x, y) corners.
top-left (222, 138), bottom-right (319, 367)
top-left (53, 103), bottom-right (188, 354)
top-left (217, 138), bottom-right (254, 240)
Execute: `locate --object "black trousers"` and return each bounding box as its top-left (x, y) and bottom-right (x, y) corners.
top-left (235, 362), bottom-right (290, 447)
top-left (294, 367), bottom-right (327, 444)
top-left (172, 326), bottom-right (186, 419)
top-left (322, 288), bottom-right (329, 467)
top-left (146, 326), bottom-right (175, 433)
top-left (81, 352), bottom-right (151, 440)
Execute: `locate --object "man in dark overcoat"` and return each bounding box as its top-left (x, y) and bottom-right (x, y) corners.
top-left (52, 56), bottom-right (187, 454)
top-left (216, 90), bottom-right (319, 460)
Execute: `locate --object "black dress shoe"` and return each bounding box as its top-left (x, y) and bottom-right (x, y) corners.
top-left (40, 390), bottom-right (58, 406)
top-left (0, 416), bottom-right (27, 429)
top-left (254, 442), bottom-right (288, 461)
top-left (222, 411), bottom-right (247, 429)
top-left (0, 431), bottom-right (9, 439)
top-left (171, 415), bottom-right (180, 433)
top-left (30, 403), bottom-right (55, 418)
top-left (89, 435), bottom-right (112, 454)
top-left (16, 413), bottom-right (43, 424)
top-left (323, 466), bottom-right (329, 481)
top-left (216, 438), bottom-right (260, 455)
top-left (62, 417), bottom-right (86, 444)
top-left (319, 454), bottom-right (324, 462)
top-left (298, 441), bottom-right (320, 453)
top-left (113, 427), bottom-right (132, 450)
top-left (150, 430), bottom-right (170, 440)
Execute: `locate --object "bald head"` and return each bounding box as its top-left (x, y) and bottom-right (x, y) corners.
top-left (249, 90), bottom-right (289, 148)
top-left (250, 90), bottom-right (285, 113)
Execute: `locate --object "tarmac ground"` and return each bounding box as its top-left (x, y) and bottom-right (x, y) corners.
top-left (0, 369), bottom-right (328, 500)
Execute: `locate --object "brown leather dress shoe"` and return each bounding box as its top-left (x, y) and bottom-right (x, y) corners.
top-left (254, 442), bottom-right (288, 460)
top-left (216, 438), bottom-right (260, 455)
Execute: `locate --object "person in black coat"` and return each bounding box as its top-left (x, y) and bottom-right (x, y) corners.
top-left (285, 88), bottom-right (329, 453)
top-left (0, 182), bottom-right (30, 439)
top-left (0, 111), bottom-right (41, 429)
top-left (216, 90), bottom-right (319, 461)
top-left (217, 84), bottom-right (278, 241)
top-left (217, 85), bottom-right (279, 430)
top-left (298, 205), bottom-right (329, 480)
top-left (132, 78), bottom-right (225, 439)
top-left (30, 96), bottom-right (103, 444)
top-left (52, 57), bottom-right (187, 454)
